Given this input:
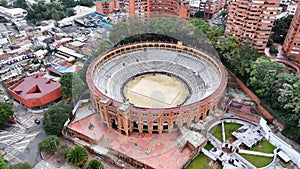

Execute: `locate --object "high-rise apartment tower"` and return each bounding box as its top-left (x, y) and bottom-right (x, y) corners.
top-left (124, 0), bottom-right (190, 20)
top-left (225, 0), bottom-right (280, 53)
top-left (283, 4), bottom-right (300, 62)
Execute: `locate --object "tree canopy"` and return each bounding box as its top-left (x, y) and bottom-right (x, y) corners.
top-left (109, 17), bottom-right (215, 54)
top-left (247, 57), bottom-right (285, 97)
top-left (86, 159), bottom-right (104, 169)
top-left (66, 146), bottom-right (89, 167)
top-left (38, 135), bottom-right (60, 153)
top-left (56, 144), bottom-right (70, 158)
top-left (60, 72), bottom-right (86, 103)
top-left (42, 104), bottom-right (71, 135)
top-left (0, 155), bottom-right (9, 169)
top-left (269, 15), bottom-right (293, 44)
top-left (0, 102), bottom-right (14, 124)
top-left (12, 162), bottom-right (32, 169)
top-left (189, 18), bottom-right (300, 141)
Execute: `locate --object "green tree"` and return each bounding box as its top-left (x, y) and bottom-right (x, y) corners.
top-left (0, 155), bottom-right (9, 169)
top-left (86, 159), bottom-right (104, 169)
top-left (220, 9), bottom-right (228, 17)
top-left (189, 18), bottom-right (211, 34)
top-left (224, 43), bottom-right (260, 77)
top-left (0, 0), bottom-right (7, 6)
top-left (52, 12), bottom-right (61, 21)
top-left (270, 15), bottom-right (293, 44)
top-left (13, 0), bottom-right (28, 8)
top-left (269, 45), bottom-right (278, 55)
top-left (38, 135), bottom-right (60, 153)
top-left (66, 146), bottom-right (89, 167)
top-left (0, 16), bottom-right (7, 23)
top-left (12, 162), bottom-right (32, 169)
top-left (42, 104), bottom-right (71, 135)
top-left (56, 144), bottom-right (70, 158)
top-left (0, 102), bottom-right (14, 124)
top-left (60, 72), bottom-right (86, 103)
top-left (247, 57), bottom-right (285, 97)
top-left (194, 11), bottom-right (204, 18)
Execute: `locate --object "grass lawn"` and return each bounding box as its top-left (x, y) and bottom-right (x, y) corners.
top-left (216, 166), bottom-right (222, 169)
top-left (250, 139), bottom-right (276, 153)
top-left (186, 154), bottom-right (213, 169)
top-left (204, 142), bottom-right (213, 151)
top-left (240, 154), bottom-right (272, 168)
top-left (224, 123), bottom-right (243, 140)
top-left (210, 124), bottom-right (222, 141)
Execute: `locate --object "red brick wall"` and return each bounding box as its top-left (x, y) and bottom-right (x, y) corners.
top-left (226, 69), bottom-right (282, 128)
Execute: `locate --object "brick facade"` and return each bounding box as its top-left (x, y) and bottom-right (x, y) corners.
top-left (86, 42), bottom-right (228, 135)
top-left (124, 0), bottom-right (190, 20)
top-left (283, 4), bottom-right (300, 62)
top-left (225, 0), bottom-right (280, 53)
top-left (96, 0), bottom-right (120, 15)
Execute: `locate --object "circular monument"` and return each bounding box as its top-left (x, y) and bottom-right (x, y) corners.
top-left (87, 42), bottom-right (227, 134)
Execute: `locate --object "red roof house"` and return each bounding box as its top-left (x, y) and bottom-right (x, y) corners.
top-left (8, 75), bottom-right (62, 108)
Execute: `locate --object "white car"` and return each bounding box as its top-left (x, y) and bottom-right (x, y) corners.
top-left (4, 95), bottom-right (9, 101)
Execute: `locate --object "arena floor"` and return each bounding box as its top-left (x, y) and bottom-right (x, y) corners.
top-left (123, 74), bottom-right (189, 108)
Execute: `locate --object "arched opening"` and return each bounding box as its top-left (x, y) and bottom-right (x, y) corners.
top-left (192, 116), bottom-right (196, 124)
top-left (199, 113), bottom-right (203, 120)
top-left (183, 118), bottom-right (188, 127)
top-left (133, 120), bottom-right (139, 132)
top-left (111, 118), bottom-right (118, 129)
top-left (143, 121), bottom-right (148, 131)
top-left (153, 122), bottom-right (158, 131)
top-left (206, 110), bottom-right (210, 116)
top-left (173, 120), bottom-right (178, 129)
top-left (163, 121), bottom-right (169, 130)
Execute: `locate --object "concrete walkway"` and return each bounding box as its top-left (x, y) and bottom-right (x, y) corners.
top-left (265, 44), bottom-right (300, 71)
top-left (239, 149), bottom-right (274, 157)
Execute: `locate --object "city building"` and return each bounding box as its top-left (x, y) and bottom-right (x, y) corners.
top-left (124, 0), bottom-right (190, 20)
top-left (96, 0), bottom-right (120, 15)
top-left (0, 6), bottom-right (27, 23)
top-left (283, 4), bottom-right (300, 62)
top-left (225, 0), bottom-right (281, 53)
top-left (286, 2), bottom-right (298, 15)
top-left (85, 42), bottom-right (227, 135)
top-left (189, 0), bottom-right (226, 18)
top-left (8, 75), bottom-right (62, 108)
top-left (64, 41), bottom-right (227, 168)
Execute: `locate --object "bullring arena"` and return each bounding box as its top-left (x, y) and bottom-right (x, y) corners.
top-left (86, 42), bottom-right (228, 134)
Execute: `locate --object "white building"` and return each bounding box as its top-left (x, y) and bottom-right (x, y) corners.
top-left (0, 6), bottom-right (27, 22)
top-left (280, 0), bottom-right (293, 5)
top-left (286, 2), bottom-right (298, 15)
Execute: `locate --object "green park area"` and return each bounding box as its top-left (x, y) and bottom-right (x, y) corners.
top-left (186, 154), bottom-right (213, 169)
top-left (204, 142), bottom-right (213, 151)
top-left (249, 139), bottom-right (276, 153)
top-left (239, 154), bottom-right (273, 168)
top-left (210, 124), bottom-right (222, 141)
top-left (210, 122), bottom-right (243, 141)
top-left (224, 123), bottom-right (243, 140)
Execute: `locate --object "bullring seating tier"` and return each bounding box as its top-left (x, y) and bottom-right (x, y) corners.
top-left (93, 49), bottom-right (221, 106)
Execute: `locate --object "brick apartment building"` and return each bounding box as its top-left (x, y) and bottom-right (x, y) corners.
top-left (190, 0), bottom-right (226, 18)
top-left (124, 0), bottom-right (190, 20)
top-left (283, 4), bottom-right (300, 62)
top-left (225, 0), bottom-right (281, 53)
top-left (96, 0), bottom-right (120, 15)
top-left (203, 0), bottom-right (226, 16)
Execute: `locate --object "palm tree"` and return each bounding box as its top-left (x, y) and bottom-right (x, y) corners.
top-left (66, 146), bottom-right (88, 167)
top-left (86, 159), bottom-right (104, 169)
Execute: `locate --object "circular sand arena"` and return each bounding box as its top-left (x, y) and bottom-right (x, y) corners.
top-left (123, 73), bottom-right (189, 108)
top-left (87, 42), bottom-right (228, 134)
